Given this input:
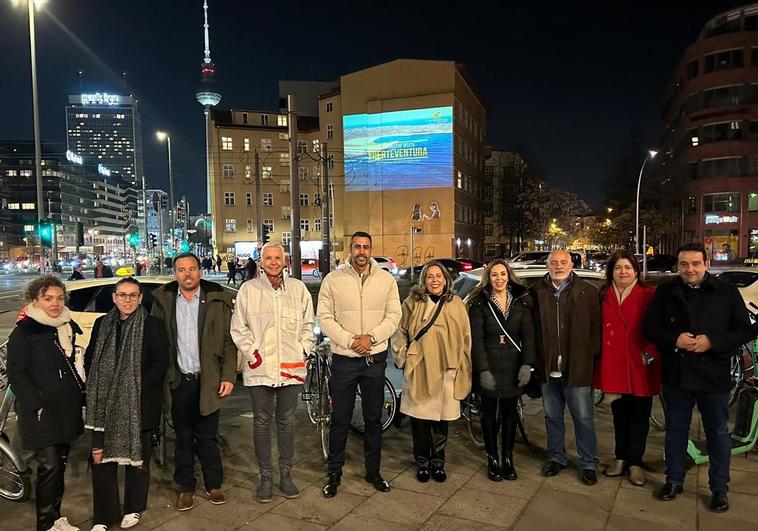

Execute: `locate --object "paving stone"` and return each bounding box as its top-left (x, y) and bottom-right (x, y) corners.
top-left (188, 485), bottom-right (282, 526)
top-left (696, 491), bottom-right (758, 526)
top-left (237, 511), bottom-right (327, 530)
top-left (512, 488), bottom-right (609, 531)
top-left (612, 482), bottom-right (696, 528)
top-left (271, 485), bottom-right (366, 526)
top-left (390, 462), bottom-right (474, 498)
top-left (540, 469), bottom-right (619, 512)
top-left (353, 487), bottom-right (445, 526)
top-left (438, 487), bottom-right (527, 528)
top-left (153, 515), bottom-right (229, 530)
top-left (606, 513), bottom-right (677, 531)
top-left (464, 463), bottom-right (544, 501)
top-left (419, 514), bottom-right (505, 530)
top-left (331, 513), bottom-right (414, 530)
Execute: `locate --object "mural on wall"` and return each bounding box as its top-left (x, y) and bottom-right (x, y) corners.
top-left (411, 201), bottom-right (441, 221)
top-left (392, 244), bottom-right (436, 267)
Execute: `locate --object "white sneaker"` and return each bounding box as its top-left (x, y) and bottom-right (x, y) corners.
top-left (90, 526), bottom-right (107, 531)
top-left (120, 513), bottom-right (141, 529)
top-left (50, 517), bottom-right (80, 531)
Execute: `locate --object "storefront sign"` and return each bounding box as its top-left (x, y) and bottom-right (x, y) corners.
top-left (65, 150), bottom-right (83, 165)
top-left (81, 92), bottom-right (121, 105)
top-left (97, 164), bottom-right (111, 177)
top-left (705, 214), bottom-right (738, 225)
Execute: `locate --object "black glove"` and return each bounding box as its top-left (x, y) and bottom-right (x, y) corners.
top-left (517, 365), bottom-right (532, 387)
top-left (479, 370), bottom-right (496, 392)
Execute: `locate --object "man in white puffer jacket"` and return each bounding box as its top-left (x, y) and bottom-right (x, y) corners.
top-left (230, 242), bottom-right (315, 503)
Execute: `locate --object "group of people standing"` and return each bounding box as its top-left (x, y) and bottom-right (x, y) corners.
top-left (5, 234), bottom-right (750, 530)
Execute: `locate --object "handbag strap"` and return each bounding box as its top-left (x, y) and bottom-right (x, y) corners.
top-left (406, 298), bottom-right (445, 348)
top-left (486, 301), bottom-right (521, 352)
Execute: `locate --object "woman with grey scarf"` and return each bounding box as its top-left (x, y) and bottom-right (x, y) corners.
top-left (84, 277), bottom-right (169, 530)
top-left (7, 275), bottom-right (85, 531)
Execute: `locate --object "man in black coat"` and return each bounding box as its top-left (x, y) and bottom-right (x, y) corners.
top-left (644, 243), bottom-right (752, 513)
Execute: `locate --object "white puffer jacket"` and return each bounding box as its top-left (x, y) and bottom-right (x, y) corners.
top-left (316, 258), bottom-right (401, 357)
top-left (230, 273), bottom-right (316, 387)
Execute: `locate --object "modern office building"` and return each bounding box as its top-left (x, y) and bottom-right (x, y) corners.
top-left (660, 4), bottom-right (758, 260)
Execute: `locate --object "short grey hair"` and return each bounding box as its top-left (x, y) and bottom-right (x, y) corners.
top-left (547, 249), bottom-right (571, 263)
top-left (261, 241), bottom-right (286, 255)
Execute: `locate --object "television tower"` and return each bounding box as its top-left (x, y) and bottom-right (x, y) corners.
top-left (195, 0), bottom-right (221, 244)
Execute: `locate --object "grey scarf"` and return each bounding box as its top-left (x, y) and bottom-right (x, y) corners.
top-left (85, 305), bottom-right (145, 466)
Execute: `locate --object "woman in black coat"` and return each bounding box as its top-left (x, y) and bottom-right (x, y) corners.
top-left (7, 275), bottom-right (85, 531)
top-left (84, 277), bottom-right (169, 530)
top-left (467, 259), bottom-right (536, 481)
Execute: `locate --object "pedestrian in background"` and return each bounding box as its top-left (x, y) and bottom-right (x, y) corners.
top-left (392, 260), bottom-right (471, 483)
top-left (467, 259), bottom-right (535, 481)
top-left (68, 264), bottom-right (85, 281)
top-left (593, 250), bottom-right (660, 486)
top-left (7, 276), bottom-right (85, 531)
top-left (227, 257), bottom-right (237, 287)
top-left (231, 242), bottom-right (315, 502)
top-left (644, 243), bottom-right (752, 512)
top-left (85, 277), bottom-right (169, 530)
top-left (245, 257), bottom-right (257, 280)
top-left (531, 249), bottom-right (601, 485)
top-left (150, 253), bottom-right (237, 511)
top-left (94, 259), bottom-right (113, 278)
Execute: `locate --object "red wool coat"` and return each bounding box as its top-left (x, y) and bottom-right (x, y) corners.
top-left (593, 283), bottom-right (662, 397)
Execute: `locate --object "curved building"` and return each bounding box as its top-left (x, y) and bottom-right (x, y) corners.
top-left (661, 4), bottom-right (758, 261)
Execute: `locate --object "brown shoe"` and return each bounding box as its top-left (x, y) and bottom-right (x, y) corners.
top-left (603, 459), bottom-right (625, 477)
top-left (176, 491), bottom-right (195, 511)
top-left (627, 466), bottom-right (646, 486)
top-left (205, 488), bottom-right (227, 505)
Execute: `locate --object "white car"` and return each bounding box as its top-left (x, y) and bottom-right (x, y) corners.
top-left (453, 267), bottom-right (606, 300)
top-left (716, 268), bottom-right (758, 313)
top-left (373, 256), bottom-right (399, 275)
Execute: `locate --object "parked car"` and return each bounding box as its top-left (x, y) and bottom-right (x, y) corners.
top-left (716, 268), bottom-right (758, 311)
top-left (508, 251), bottom-right (582, 269)
top-left (398, 258), bottom-right (485, 280)
top-left (640, 254), bottom-right (677, 273)
top-left (301, 258), bottom-right (320, 277)
top-left (373, 256), bottom-right (399, 275)
top-left (586, 250), bottom-right (610, 272)
top-left (452, 266), bottom-right (606, 300)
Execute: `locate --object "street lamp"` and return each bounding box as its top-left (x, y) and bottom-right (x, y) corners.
top-left (635, 150), bottom-right (658, 255)
top-left (156, 131), bottom-right (175, 248)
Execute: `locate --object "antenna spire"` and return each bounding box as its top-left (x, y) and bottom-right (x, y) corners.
top-left (203, 0), bottom-right (212, 64)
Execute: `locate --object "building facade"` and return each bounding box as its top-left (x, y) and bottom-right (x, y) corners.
top-left (661, 4), bottom-right (758, 261)
top-left (483, 150), bottom-right (526, 260)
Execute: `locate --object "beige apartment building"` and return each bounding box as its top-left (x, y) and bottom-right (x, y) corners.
top-left (208, 59), bottom-right (488, 266)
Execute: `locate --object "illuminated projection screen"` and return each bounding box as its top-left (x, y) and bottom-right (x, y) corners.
top-left (343, 106), bottom-right (453, 192)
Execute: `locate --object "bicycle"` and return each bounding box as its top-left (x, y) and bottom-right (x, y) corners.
top-left (594, 390), bottom-right (668, 430)
top-left (461, 392), bottom-right (530, 448)
top-left (0, 342), bottom-right (32, 502)
top-left (348, 376), bottom-right (398, 436)
top-left (301, 339), bottom-right (333, 462)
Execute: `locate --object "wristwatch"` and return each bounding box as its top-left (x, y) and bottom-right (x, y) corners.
top-left (370, 334), bottom-right (378, 346)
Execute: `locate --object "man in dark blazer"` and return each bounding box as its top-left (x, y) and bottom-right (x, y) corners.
top-left (644, 243), bottom-right (752, 513)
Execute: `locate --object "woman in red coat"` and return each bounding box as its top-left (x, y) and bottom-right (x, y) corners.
top-left (593, 250), bottom-right (661, 486)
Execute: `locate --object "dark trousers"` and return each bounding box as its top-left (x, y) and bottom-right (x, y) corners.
top-left (91, 430), bottom-right (153, 526)
top-left (171, 377), bottom-right (223, 492)
top-left (663, 385), bottom-right (731, 493)
top-left (327, 351), bottom-right (387, 475)
top-left (480, 396), bottom-right (519, 461)
top-left (249, 385), bottom-right (301, 472)
top-left (410, 417), bottom-right (448, 468)
top-left (34, 443), bottom-right (70, 531)
top-left (610, 395), bottom-right (652, 466)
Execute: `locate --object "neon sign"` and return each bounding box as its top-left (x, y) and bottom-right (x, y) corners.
top-left (65, 150), bottom-right (83, 165)
top-left (705, 214), bottom-right (738, 225)
top-left (81, 93), bottom-right (120, 105)
top-left (97, 164), bottom-right (111, 177)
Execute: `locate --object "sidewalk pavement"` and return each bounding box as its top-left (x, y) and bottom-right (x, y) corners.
top-left (2, 388), bottom-right (757, 530)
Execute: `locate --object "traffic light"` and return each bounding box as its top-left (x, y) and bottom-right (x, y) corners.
top-left (261, 225), bottom-right (270, 244)
top-left (128, 232), bottom-right (140, 249)
top-left (38, 220), bottom-right (53, 248)
top-left (148, 233), bottom-right (157, 248)
top-left (179, 241), bottom-right (190, 253)
top-left (75, 222), bottom-right (84, 247)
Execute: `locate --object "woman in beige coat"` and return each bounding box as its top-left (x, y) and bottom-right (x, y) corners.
top-left (392, 261), bottom-right (472, 483)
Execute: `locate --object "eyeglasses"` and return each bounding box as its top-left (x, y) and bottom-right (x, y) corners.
top-left (115, 293), bottom-right (140, 301)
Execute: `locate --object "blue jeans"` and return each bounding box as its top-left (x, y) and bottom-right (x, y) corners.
top-left (662, 385), bottom-right (730, 493)
top-left (541, 375), bottom-right (598, 470)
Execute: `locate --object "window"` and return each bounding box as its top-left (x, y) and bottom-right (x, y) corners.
top-left (8, 203), bottom-right (20, 210)
top-left (262, 166), bottom-right (272, 179)
top-left (703, 85), bottom-right (743, 108)
top-left (263, 193), bottom-right (273, 206)
top-left (280, 183), bottom-right (290, 194)
top-left (222, 136), bottom-right (233, 150)
top-left (749, 193), bottom-right (758, 212)
top-left (699, 158), bottom-right (743, 178)
top-left (484, 224), bottom-right (493, 236)
top-left (281, 207), bottom-right (291, 220)
top-left (277, 115), bottom-right (287, 127)
top-left (753, 48), bottom-right (758, 67)
top-left (327, 124), bottom-right (334, 140)
top-left (223, 164), bottom-right (234, 178)
top-left (703, 192), bottom-right (740, 213)
top-left (245, 165), bottom-right (252, 178)
top-left (315, 217), bottom-right (322, 231)
top-left (20, 169), bottom-right (32, 177)
top-left (246, 219), bottom-right (254, 232)
top-left (298, 140), bottom-right (307, 154)
top-left (280, 153), bottom-right (290, 166)
top-left (246, 192), bottom-right (253, 206)
top-left (279, 133), bottom-right (289, 140)
top-left (260, 138), bottom-right (272, 152)
top-left (224, 192), bottom-right (235, 206)
top-left (281, 231), bottom-right (291, 246)
top-left (704, 49), bottom-right (744, 73)
top-left (263, 219), bottom-right (274, 231)
top-left (686, 59), bottom-right (699, 79)
top-left (300, 218), bottom-right (310, 232)
top-left (298, 167), bottom-right (309, 179)
top-left (326, 101), bottom-right (333, 112)
top-left (6, 169), bottom-right (17, 176)
top-left (312, 139), bottom-right (321, 153)
top-left (686, 196), bottom-right (697, 214)
top-left (299, 193), bottom-right (309, 206)
top-left (484, 185), bottom-right (493, 198)
top-left (260, 114), bottom-right (269, 126)
top-left (22, 202), bottom-right (35, 210)
top-left (243, 138), bottom-right (250, 152)
top-left (700, 121), bottom-right (743, 143)
top-left (242, 113), bottom-right (248, 125)
top-left (327, 154), bottom-right (334, 169)
top-left (225, 218), bottom-right (236, 232)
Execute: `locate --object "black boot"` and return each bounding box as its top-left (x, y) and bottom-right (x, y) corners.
top-left (501, 414), bottom-right (518, 481)
top-left (481, 412), bottom-right (501, 482)
top-left (487, 455), bottom-right (502, 481)
top-left (502, 453), bottom-right (517, 481)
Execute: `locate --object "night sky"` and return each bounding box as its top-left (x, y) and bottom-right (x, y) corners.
top-left (0, 0), bottom-right (745, 212)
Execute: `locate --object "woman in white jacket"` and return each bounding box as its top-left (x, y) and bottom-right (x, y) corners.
top-left (230, 242), bottom-right (315, 503)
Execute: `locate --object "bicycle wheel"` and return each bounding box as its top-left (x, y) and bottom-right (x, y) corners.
top-left (516, 396), bottom-right (530, 445)
top-left (461, 393), bottom-right (485, 448)
top-left (728, 352), bottom-right (745, 407)
top-left (0, 440), bottom-right (30, 502)
top-left (593, 389), bottom-right (604, 406)
top-left (303, 359), bottom-right (320, 426)
top-left (318, 375), bottom-right (331, 462)
top-left (350, 377), bottom-right (397, 435)
top-left (649, 393), bottom-right (667, 431)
